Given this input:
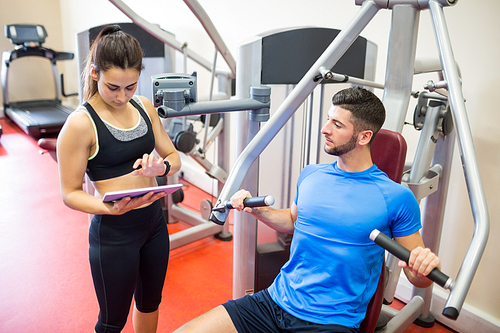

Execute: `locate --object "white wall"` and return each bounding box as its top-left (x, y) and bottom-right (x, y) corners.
top-left (2, 0), bottom-right (499, 328)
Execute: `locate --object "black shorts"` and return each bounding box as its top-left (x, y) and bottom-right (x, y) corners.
top-left (222, 289), bottom-right (358, 333)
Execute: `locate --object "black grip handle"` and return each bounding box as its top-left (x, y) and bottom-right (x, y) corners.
top-left (224, 195), bottom-right (275, 209)
top-left (370, 229), bottom-right (453, 290)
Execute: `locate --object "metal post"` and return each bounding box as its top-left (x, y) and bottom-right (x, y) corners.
top-left (382, 4), bottom-right (420, 133)
top-left (429, 0), bottom-right (489, 317)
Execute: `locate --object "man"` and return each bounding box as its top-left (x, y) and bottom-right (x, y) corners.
top-left (174, 87), bottom-right (441, 333)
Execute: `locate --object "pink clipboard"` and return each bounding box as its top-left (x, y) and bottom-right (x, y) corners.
top-left (102, 184), bottom-right (183, 202)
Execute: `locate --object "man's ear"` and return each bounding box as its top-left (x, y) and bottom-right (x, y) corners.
top-left (358, 130), bottom-right (373, 146)
top-left (90, 64), bottom-right (99, 81)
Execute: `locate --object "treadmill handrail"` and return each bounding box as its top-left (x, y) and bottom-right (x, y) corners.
top-left (1, 46), bottom-right (74, 106)
top-left (3, 46), bottom-right (74, 64)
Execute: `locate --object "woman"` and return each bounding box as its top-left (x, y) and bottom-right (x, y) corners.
top-left (57, 25), bottom-right (181, 333)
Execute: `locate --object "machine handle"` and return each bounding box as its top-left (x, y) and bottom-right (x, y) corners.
top-left (210, 195), bottom-right (275, 225)
top-left (370, 229), bottom-right (453, 290)
top-left (224, 195), bottom-right (275, 209)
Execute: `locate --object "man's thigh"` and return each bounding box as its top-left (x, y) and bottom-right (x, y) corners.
top-left (173, 305), bottom-right (237, 333)
top-left (223, 290), bottom-right (358, 333)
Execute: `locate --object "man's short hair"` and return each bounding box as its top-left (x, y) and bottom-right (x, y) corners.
top-left (332, 86), bottom-right (386, 142)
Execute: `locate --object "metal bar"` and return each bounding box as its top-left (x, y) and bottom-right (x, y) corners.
top-left (429, 0), bottom-right (489, 318)
top-left (381, 4), bottom-right (420, 132)
top-left (230, 34), bottom-right (262, 298)
top-left (385, 296), bottom-right (425, 333)
top-left (408, 103), bottom-right (441, 186)
top-left (316, 84), bottom-right (325, 164)
top-left (158, 98), bottom-right (270, 118)
top-left (51, 63), bottom-right (62, 101)
top-left (355, 0), bottom-right (456, 9)
top-left (326, 72), bottom-right (385, 90)
top-left (201, 49), bottom-right (218, 154)
top-left (304, 92), bottom-right (314, 166)
top-left (183, 0), bottom-right (236, 78)
top-left (1, 51), bottom-right (11, 107)
top-left (415, 130), bottom-right (456, 318)
top-left (169, 204), bottom-right (224, 250)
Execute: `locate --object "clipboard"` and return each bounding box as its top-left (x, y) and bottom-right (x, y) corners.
top-left (102, 184), bottom-right (183, 202)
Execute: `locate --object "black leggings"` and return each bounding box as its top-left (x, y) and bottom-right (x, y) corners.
top-left (89, 200), bottom-right (169, 333)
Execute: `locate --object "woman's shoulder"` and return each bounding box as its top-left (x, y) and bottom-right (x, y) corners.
top-left (133, 95), bottom-right (159, 120)
top-left (60, 106), bottom-right (95, 139)
top-left (133, 95), bottom-right (153, 108)
top-left (136, 95), bottom-right (157, 111)
top-left (69, 105), bottom-right (93, 124)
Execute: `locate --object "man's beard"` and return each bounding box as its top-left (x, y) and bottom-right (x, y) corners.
top-left (324, 132), bottom-right (358, 156)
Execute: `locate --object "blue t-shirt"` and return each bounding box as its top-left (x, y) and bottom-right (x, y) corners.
top-left (267, 162), bottom-right (421, 328)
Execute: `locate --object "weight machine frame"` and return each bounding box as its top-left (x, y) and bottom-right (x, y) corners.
top-left (110, 0), bottom-right (489, 330)
top-left (207, 0), bottom-right (489, 330)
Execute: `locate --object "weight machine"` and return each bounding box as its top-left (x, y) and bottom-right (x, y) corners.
top-left (112, 0), bottom-right (488, 331)
top-left (205, 0), bottom-right (488, 332)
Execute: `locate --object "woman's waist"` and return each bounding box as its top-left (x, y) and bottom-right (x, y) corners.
top-left (92, 173), bottom-right (159, 201)
top-left (93, 199), bottom-right (164, 226)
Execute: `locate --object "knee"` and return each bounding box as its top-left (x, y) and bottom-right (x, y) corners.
top-left (95, 320), bottom-right (126, 333)
top-left (135, 298), bottom-right (161, 313)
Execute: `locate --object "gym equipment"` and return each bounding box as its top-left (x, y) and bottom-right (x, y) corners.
top-left (153, 72), bottom-right (270, 119)
top-left (1, 24), bottom-right (76, 138)
top-left (212, 195), bottom-right (275, 212)
top-left (112, 0), bottom-right (488, 330)
top-left (152, 72), bottom-right (270, 249)
top-left (370, 229), bottom-right (453, 291)
top-left (206, 0), bottom-right (487, 331)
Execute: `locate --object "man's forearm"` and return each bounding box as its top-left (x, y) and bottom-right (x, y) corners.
top-left (248, 207), bottom-right (295, 234)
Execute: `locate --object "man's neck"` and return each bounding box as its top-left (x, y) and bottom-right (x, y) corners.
top-left (336, 149), bottom-right (373, 173)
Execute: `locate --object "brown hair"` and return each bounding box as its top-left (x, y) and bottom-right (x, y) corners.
top-left (332, 86), bottom-right (386, 144)
top-left (82, 25), bottom-right (144, 101)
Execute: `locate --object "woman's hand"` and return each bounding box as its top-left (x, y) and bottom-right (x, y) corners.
top-left (131, 153), bottom-right (167, 177)
top-left (107, 191), bottom-right (166, 215)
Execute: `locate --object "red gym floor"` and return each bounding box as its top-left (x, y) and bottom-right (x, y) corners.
top-left (0, 117), bottom-right (455, 332)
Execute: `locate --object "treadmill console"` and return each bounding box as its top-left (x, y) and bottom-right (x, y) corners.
top-left (4, 24), bottom-right (47, 46)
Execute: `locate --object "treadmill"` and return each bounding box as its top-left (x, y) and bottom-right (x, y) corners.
top-left (1, 24), bottom-right (75, 138)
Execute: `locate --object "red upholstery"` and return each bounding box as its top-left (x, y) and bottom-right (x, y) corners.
top-left (371, 129), bottom-right (407, 183)
top-left (38, 138), bottom-right (58, 161)
top-left (38, 138), bottom-right (58, 152)
top-left (359, 129), bottom-right (407, 333)
top-left (359, 259), bottom-right (386, 333)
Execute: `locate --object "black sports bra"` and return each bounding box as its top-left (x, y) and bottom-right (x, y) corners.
top-left (85, 98), bottom-right (155, 181)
